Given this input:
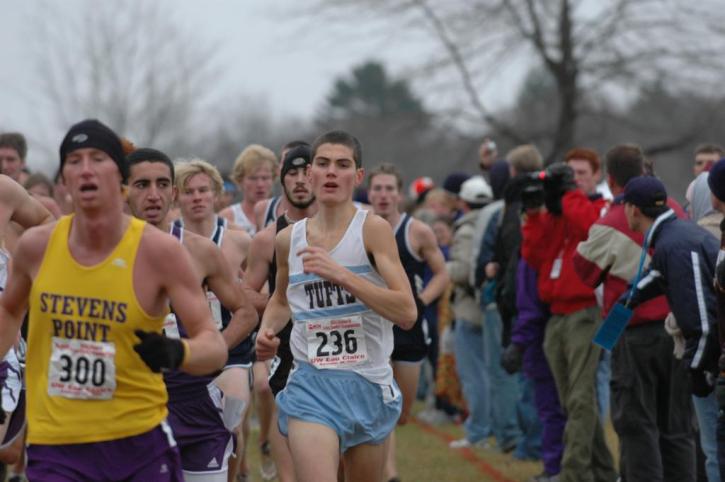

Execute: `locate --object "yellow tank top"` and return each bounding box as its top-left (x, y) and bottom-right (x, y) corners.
top-left (27, 215), bottom-right (168, 444)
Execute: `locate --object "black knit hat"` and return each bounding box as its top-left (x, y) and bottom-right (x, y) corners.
top-left (280, 144), bottom-right (311, 181)
top-left (59, 119), bottom-right (127, 183)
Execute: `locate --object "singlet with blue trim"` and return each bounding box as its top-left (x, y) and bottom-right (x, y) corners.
top-left (287, 208), bottom-right (394, 385)
top-left (173, 216), bottom-right (255, 368)
top-left (391, 214), bottom-right (428, 356)
top-left (230, 203), bottom-right (257, 236)
top-left (262, 196), bottom-right (282, 229)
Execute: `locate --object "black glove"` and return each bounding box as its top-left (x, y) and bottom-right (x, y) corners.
top-left (691, 368), bottom-right (715, 397)
top-left (133, 329), bottom-right (186, 373)
top-left (501, 343), bottom-right (523, 374)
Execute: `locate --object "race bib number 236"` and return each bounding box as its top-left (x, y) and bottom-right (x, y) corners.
top-left (306, 315), bottom-right (368, 369)
top-left (48, 337), bottom-right (116, 400)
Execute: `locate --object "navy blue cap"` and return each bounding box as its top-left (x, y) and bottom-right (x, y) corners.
top-left (623, 176), bottom-right (667, 208)
top-left (442, 171), bottom-right (471, 196)
top-left (707, 157), bottom-right (725, 202)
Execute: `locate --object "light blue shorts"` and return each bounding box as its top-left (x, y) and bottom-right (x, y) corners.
top-left (276, 362), bottom-right (402, 452)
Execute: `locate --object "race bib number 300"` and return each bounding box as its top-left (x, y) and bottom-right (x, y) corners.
top-left (48, 337), bottom-right (116, 400)
top-left (306, 316), bottom-right (368, 369)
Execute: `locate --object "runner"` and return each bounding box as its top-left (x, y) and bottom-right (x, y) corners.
top-left (173, 158), bottom-right (254, 482)
top-left (125, 148), bottom-right (259, 481)
top-left (219, 145), bottom-right (277, 236)
top-left (0, 175), bottom-right (53, 474)
top-left (367, 163), bottom-right (449, 482)
top-left (0, 119), bottom-right (227, 481)
top-left (252, 140), bottom-right (309, 232)
top-left (244, 143), bottom-right (317, 482)
top-left (255, 130), bottom-right (417, 482)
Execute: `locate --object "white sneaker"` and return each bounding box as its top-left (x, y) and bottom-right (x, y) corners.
top-left (448, 437), bottom-right (489, 449)
top-left (259, 441), bottom-right (277, 481)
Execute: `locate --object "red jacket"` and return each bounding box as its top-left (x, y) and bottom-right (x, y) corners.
top-left (573, 198), bottom-right (685, 326)
top-left (522, 190), bottom-right (607, 315)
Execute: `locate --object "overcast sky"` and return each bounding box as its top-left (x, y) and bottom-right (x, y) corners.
top-left (0, 0), bottom-right (522, 173)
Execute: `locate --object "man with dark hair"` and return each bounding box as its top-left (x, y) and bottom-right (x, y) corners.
top-left (0, 133), bottom-right (29, 185)
top-left (694, 144), bottom-right (724, 177)
top-left (574, 145), bottom-right (694, 481)
top-left (126, 147), bottom-right (258, 482)
top-left (255, 129), bottom-right (416, 481)
top-left (252, 140), bottom-right (310, 231)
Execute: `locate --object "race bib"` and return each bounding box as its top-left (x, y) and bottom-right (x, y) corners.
top-left (207, 292), bottom-right (224, 330)
top-left (306, 315), bottom-right (368, 369)
top-left (48, 337), bottom-right (116, 400)
top-left (164, 313), bottom-right (181, 339)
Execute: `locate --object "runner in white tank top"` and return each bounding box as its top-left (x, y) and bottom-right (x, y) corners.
top-left (255, 131), bottom-right (417, 482)
top-left (287, 208), bottom-right (394, 385)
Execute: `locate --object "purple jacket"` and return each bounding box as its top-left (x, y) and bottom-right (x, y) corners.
top-left (512, 258), bottom-right (553, 380)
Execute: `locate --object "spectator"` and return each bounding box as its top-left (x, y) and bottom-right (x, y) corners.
top-left (624, 175), bottom-right (721, 482)
top-left (421, 188), bottom-right (457, 222)
top-left (0, 133), bottom-right (29, 185)
top-left (23, 173), bottom-right (53, 198)
top-left (693, 144), bottom-right (724, 177)
top-left (521, 155), bottom-right (617, 482)
top-left (689, 171), bottom-right (723, 237)
top-left (447, 176), bottom-right (494, 448)
top-left (478, 137), bottom-right (498, 178)
top-left (706, 158), bottom-right (725, 481)
top-left (574, 145), bottom-right (694, 481)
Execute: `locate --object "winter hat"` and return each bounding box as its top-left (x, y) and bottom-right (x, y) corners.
top-left (59, 119), bottom-right (127, 183)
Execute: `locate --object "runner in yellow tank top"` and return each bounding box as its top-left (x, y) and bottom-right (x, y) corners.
top-left (0, 119), bottom-right (227, 481)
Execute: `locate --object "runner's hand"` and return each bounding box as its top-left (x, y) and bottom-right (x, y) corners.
top-left (133, 330), bottom-right (185, 372)
top-left (255, 329), bottom-right (280, 361)
top-left (501, 343), bottom-right (523, 374)
top-left (298, 246), bottom-right (345, 284)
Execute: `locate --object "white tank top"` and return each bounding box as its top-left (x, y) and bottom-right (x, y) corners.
top-left (231, 203), bottom-right (257, 236)
top-left (287, 209), bottom-right (393, 385)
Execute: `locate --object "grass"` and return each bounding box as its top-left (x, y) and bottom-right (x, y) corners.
top-left (240, 404), bottom-right (620, 482)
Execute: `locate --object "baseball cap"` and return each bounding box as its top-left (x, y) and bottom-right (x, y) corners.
top-left (623, 176), bottom-right (667, 208)
top-left (459, 176), bottom-right (492, 204)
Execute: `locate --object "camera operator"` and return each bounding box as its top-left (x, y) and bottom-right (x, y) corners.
top-left (521, 149), bottom-right (616, 482)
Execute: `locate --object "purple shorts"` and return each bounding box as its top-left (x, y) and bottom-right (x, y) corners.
top-left (167, 384), bottom-right (233, 474)
top-left (0, 389), bottom-right (24, 449)
top-left (26, 422), bottom-right (183, 481)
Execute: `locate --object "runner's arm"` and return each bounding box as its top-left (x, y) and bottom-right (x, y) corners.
top-left (241, 227), bottom-right (273, 315)
top-left (256, 229), bottom-right (292, 360)
top-left (162, 241), bottom-right (227, 374)
top-left (2, 176), bottom-right (54, 228)
top-left (0, 229), bottom-right (39, 360)
top-left (413, 220), bottom-right (449, 306)
top-left (205, 244), bottom-right (259, 349)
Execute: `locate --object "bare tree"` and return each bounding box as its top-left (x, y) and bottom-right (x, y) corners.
top-left (307, 0), bottom-right (725, 162)
top-left (34, 0), bottom-right (218, 149)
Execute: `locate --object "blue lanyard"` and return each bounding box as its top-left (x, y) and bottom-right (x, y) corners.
top-left (625, 226), bottom-right (652, 306)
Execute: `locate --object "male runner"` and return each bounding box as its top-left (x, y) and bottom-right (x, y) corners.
top-left (0, 119), bottom-right (227, 481)
top-left (174, 159), bottom-right (254, 481)
top-left (367, 163), bottom-right (448, 482)
top-left (126, 148), bottom-right (259, 481)
top-left (252, 140), bottom-right (310, 231)
top-left (244, 144), bottom-right (317, 482)
top-left (0, 176), bottom-right (53, 468)
top-left (256, 130), bottom-right (417, 482)
top-left (219, 145), bottom-right (277, 236)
